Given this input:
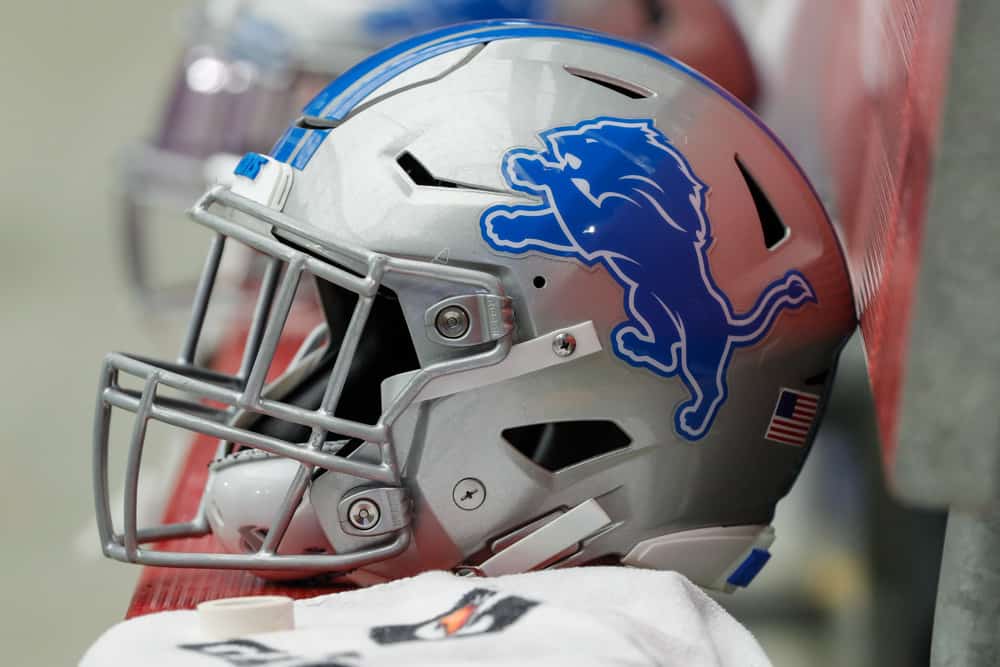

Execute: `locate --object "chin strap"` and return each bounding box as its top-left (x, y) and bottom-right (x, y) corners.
top-left (459, 499), bottom-right (614, 578)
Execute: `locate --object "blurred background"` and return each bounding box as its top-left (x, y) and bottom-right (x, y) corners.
top-left (0, 2), bottom-right (187, 662)
top-left (0, 1), bottom-right (951, 664)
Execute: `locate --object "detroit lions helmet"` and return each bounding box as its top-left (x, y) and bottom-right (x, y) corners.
top-left (121, 0), bottom-right (553, 311)
top-left (95, 21), bottom-right (855, 591)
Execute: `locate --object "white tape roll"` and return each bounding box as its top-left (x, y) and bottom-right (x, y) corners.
top-left (197, 596), bottom-right (295, 639)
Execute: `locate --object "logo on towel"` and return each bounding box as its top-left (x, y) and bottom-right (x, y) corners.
top-left (180, 639), bottom-right (359, 666)
top-left (370, 588), bottom-right (538, 644)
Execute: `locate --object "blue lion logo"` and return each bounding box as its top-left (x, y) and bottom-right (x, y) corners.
top-left (480, 117), bottom-right (817, 441)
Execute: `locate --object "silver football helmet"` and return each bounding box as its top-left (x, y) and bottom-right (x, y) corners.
top-left (121, 0), bottom-right (554, 312)
top-left (95, 21), bottom-right (856, 591)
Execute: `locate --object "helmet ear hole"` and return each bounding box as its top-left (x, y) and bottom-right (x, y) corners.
top-left (532, 276), bottom-right (547, 289)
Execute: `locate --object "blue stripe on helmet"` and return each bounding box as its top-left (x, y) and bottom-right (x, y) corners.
top-left (272, 126), bottom-right (307, 163)
top-left (269, 19), bottom-right (807, 197)
top-left (290, 129), bottom-right (330, 170)
top-left (302, 19), bottom-right (529, 117)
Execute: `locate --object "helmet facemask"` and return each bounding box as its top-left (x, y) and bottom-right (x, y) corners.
top-left (95, 184), bottom-right (513, 574)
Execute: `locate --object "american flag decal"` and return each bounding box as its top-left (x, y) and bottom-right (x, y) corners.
top-left (765, 389), bottom-right (820, 446)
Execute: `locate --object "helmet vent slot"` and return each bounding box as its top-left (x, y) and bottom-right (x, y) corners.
top-left (396, 151), bottom-right (505, 193)
top-left (398, 151), bottom-right (459, 188)
top-left (735, 154), bottom-right (788, 249)
top-left (564, 67), bottom-right (653, 100)
top-left (502, 421), bottom-right (631, 472)
top-left (297, 115), bottom-right (342, 130)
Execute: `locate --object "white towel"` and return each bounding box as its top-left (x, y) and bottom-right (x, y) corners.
top-left (81, 567), bottom-right (771, 666)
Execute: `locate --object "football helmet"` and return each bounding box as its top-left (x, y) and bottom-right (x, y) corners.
top-left (95, 21), bottom-right (855, 591)
top-left (121, 0), bottom-right (553, 311)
